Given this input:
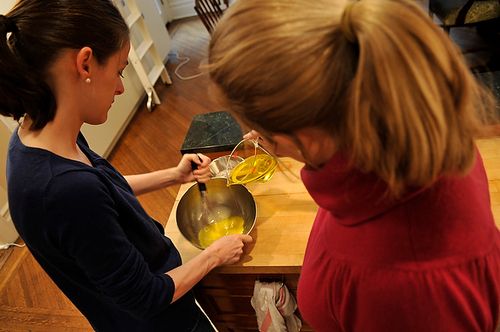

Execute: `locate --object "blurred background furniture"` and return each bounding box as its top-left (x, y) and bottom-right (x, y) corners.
top-left (429, 0), bottom-right (500, 32)
top-left (429, 0), bottom-right (500, 74)
top-left (194, 0), bottom-right (225, 34)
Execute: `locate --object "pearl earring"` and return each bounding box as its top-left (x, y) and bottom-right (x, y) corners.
top-left (85, 78), bottom-right (91, 84)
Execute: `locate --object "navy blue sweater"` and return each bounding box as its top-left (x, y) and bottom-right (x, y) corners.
top-left (7, 131), bottom-right (203, 331)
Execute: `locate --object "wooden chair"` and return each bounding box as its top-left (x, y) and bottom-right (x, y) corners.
top-left (194, 0), bottom-right (225, 35)
top-left (429, 0), bottom-right (500, 33)
top-left (429, 0), bottom-right (500, 71)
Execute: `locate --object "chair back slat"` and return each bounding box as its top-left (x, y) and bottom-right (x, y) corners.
top-left (195, 0), bottom-right (224, 34)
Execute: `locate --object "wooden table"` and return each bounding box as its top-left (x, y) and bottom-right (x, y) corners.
top-left (476, 137), bottom-right (500, 228)
top-left (165, 141), bottom-right (500, 331)
top-left (165, 157), bottom-right (317, 331)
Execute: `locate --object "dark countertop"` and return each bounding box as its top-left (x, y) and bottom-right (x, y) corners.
top-left (180, 111), bottom-right (243, 155)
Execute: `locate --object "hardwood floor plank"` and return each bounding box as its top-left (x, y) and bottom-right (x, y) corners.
top-left (0, 247), bottom-right (28, 292)
top-left (0, 306), bottom-right (90, 330)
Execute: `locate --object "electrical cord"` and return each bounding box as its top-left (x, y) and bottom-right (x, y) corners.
top-left (0, 242), bottom-right (25, 250)
top-left (172, 52), bottom-right (206, 81)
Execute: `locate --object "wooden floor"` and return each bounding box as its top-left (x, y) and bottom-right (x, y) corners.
top-left (0, 16), bottom-right (499, 332)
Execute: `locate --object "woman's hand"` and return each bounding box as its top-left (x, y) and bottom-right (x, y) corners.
top-left (124, 153), bottom-right (211, 195)
top-left (243, 129), bottom-right (261, 141)
top-left (205, 234), bottom-right (253, 266)
top-left (175, 153), bottom-right (211, 184)
top-left (244, 129), bottom-right (307, 162)
top-left (243, 130), bottom-right (277, 155)
top-left (166, 233), bottom-right (253, 303)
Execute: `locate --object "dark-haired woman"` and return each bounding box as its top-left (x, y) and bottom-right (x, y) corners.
top-left (1, 1), bottom-right (252, 331)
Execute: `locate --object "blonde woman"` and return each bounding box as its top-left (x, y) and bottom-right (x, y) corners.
top-left (209, 0), bottom-right (500, 330)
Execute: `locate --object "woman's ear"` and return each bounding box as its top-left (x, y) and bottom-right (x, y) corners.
top-left (270, 133), bottom-right (306, 162)
top-left (271, 127), bottom-right (335, 165)
top-left (75, 47), bottom-right (93, 79)
top-left (294, 127), bottom-right (336, 166)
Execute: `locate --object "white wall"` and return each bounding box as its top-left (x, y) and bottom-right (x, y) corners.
top-left (0, 0), bottom-right (17, 13)
top-left (0, 119), bottom-right (14, 191)
top-left (0, 121), bottom-right (18, 244)
top-left (136, 0), bottom-right (171, 61)
top-left (168, 0), bottom-right (197, 19)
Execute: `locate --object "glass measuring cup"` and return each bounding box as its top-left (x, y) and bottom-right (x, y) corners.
top-left (226, 138), bottom-right (278, 186)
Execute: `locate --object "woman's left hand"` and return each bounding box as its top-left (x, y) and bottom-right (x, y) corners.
top-left (176, 153), bottom-right (211, 184)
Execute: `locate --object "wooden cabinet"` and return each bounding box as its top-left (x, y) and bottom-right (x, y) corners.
top-left (166, 158), bottom-right (318, 331)
top-left (194, 273), bottom-right (313, 332)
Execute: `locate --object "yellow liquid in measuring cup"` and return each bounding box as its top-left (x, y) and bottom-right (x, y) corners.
top-left (198, 216), bottom-right (245, 248)
top-left (228, 154), bottom-right (277, 185)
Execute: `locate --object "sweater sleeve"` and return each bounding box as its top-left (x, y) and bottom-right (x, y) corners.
top-left (42, 170), bottom-right (175, 319)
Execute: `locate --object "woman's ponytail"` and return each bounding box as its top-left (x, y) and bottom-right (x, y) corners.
top-left (339, 0), bottom-right (495, 195)
top-left (0, 14), bottom-right (56, 130)
top-left (209, 0), bottom-right (496, 196)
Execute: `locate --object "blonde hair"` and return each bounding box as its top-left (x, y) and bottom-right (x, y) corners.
top-left (209, 0), bottom-right (497, 196)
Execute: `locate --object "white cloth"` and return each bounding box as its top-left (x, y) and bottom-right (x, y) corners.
top-left (251, 280), bottom-right (302, 332)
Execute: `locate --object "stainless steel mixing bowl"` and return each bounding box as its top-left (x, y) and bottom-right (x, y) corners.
top-left (209, 155), bottom-right (244, 179)
top-left (175, 178), bottom-right (256, 249)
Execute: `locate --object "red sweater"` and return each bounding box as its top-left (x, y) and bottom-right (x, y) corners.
top-left (297, 151), bottom-right (500, 331)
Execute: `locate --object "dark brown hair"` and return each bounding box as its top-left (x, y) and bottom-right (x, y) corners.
top-left (0, 0), bottom-right (129, 130)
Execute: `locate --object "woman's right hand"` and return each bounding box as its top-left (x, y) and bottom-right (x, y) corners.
top-left (166, 233), bottom-right (252, 303)
top-left (243, 129), bottom-right (261, 141)
top-left (243, 130), bottom-right (276, 154)
top-left (205, 234), bottom-right (253, 266)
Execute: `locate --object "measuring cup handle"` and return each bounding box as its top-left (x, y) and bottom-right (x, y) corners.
top-left (191, 161), bottom-right (207, 192)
